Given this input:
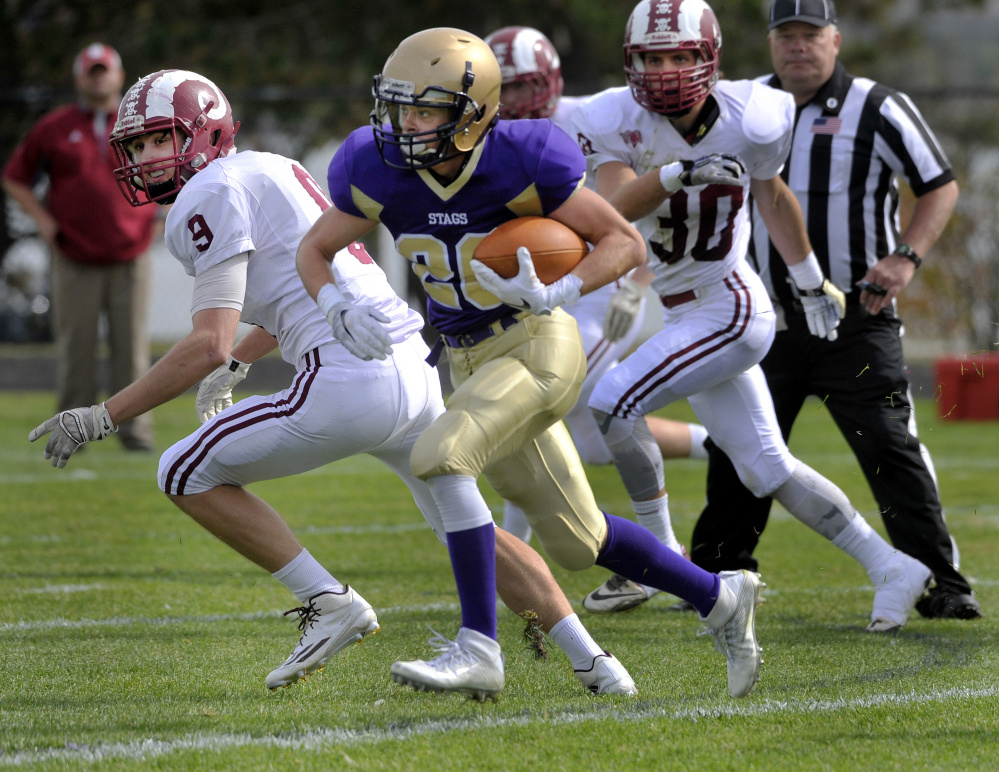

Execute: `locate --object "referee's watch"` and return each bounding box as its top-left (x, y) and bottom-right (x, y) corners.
top-left (892, 243), bottom-right (922, 268)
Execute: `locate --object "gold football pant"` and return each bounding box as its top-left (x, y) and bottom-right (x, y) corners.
top-left (411, 309), bottom-right (608, 571)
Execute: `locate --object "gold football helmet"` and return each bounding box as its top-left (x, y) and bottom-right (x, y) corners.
top-left (371, 28), bottom-right (501, 169)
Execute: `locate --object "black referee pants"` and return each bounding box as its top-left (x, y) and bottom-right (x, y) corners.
top-left (690, 306), bottom-right (973, 599)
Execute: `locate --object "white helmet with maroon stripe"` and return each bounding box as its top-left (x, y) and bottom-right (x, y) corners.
top-left (624, 0), bottom-right (722, 117)
top-left (110, 69), bottom-right (239, 206)
top-left (485, 26), bottom-right (563, 120)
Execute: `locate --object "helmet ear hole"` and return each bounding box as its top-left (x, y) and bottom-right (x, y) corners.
top-left (211, 129), bottom-right (221, 146)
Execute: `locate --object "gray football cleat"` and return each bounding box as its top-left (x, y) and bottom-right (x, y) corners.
top-left (266, 586), bottom-right (379, 690)
top-left (574, 652), bottom-right (638, 696)
top-left (867, 554), bottom-right (934, 632)
top-left (700, 569), bottom-right (765, 698)
top-left (391, 627), bottom-right (505, 702)
top-left (582, 574), bottom-right (658, 613)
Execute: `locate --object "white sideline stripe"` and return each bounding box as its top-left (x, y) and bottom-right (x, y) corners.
top-left (5, 577), bottom-right (998, 632)
top-left (0, 603), bottom-right (460, 634)
top-left (1, 685), bottom-right (996, 767)
top-left (18, 583), bottom-right (106, 595)
top-left (0, 522), bottom-right (429, 545)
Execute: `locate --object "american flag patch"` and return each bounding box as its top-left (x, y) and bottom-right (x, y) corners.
top-left (811, 117), bottom-right (842, 135)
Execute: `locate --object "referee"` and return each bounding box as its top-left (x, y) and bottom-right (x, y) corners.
top-left (688, 0), bottom-right (981, 619)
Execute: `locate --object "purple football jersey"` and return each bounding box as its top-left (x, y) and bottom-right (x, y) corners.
top-left (327, 119), bottom-right (585, 335)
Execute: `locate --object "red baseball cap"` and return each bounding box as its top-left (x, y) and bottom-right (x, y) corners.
top-left (73, 43), bottom-right (122, 77)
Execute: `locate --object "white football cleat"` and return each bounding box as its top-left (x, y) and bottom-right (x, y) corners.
top-left (391, 627), bottom-right (504, 702)
top-left (700, 569), bottom-right (765, 699)
top-left (867, 554), bottom-right (934, 632)
top-left (583, 574), bottom-right (659, 614)
top-left (574, 652), bottom-right (638, 696)
top-left (266, 586), bottom-right (379, 690)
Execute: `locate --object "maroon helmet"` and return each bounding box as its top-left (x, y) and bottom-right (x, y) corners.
top-left (485, 26), bottom-right (563, 119)
top-left (110, 69), bottom-right (239, 206)
top-left (624, 0), bottom-right (722, 117)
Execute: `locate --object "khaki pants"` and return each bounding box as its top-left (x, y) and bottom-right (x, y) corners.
top-left (50, 253), bottom-right (153, 447)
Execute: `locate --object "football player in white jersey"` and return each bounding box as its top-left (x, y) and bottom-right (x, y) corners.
top-left (573, 0), bottom-right (934, 631)
top-left (485, 25), bottom-right (709, 551)
top-left (26, 69), bottom-right (639, 697)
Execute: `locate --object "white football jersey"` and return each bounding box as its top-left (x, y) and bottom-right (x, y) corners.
top-left (572, 81), bottom-right (794, 296)
top-left (551, 96), bottom-right (596, 192)
top-left (165, 151), bottom-right (423, 366)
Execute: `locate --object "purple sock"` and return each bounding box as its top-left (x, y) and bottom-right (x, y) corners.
top-left (596, 513), bottom-right (720, 616)
top-left (446, 523), bottom-right (497, 639)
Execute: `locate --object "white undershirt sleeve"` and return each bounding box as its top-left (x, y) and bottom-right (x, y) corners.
top-left (190, 252), bottom-right (249, 316)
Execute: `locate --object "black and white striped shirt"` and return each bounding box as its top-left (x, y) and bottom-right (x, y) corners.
top-left (748, 61), bottom-right (955, 314)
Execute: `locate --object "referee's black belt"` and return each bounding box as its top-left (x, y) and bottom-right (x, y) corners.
top-left (443, 314), bottom-right (521, 348)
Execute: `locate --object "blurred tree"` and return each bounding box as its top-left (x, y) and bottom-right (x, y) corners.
top-left (1, 0), bottom-right (995, 349)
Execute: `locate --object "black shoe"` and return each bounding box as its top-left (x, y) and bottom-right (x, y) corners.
top-left (120, 436), bottom-right (155, 452)
top-left (915, 589), bottom-right (983, 620)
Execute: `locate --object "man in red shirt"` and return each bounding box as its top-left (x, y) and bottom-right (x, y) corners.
top-left (3, 43), bottom-right (158, 450)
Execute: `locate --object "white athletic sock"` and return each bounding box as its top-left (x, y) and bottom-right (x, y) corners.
top-left (634, 495), bottom-right (682, 553)
top-left (502, 501), bottom-right (533, 543)
top-left (687, 423), bottom-right (709, 460)
top-left (830, 514), bottom-right (898, 580)
top-left (426, 474), bottom-right (494, 532)
top-left (548, 613), bottom-right (604, 670)
top-left (271, 548), bottom-right (341, 603)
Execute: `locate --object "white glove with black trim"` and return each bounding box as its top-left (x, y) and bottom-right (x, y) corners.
top-left (471, 247), bottom-right (583, 316)
top-left (603, 277), bottom-right (645, 342)
top-left (659, 153), bottom-right (747, 194)
top-left (196, 357), bottom-right (250, 423)
top-left (29, 403), bottom-right (116, 468)
top-left (317, 283), bottom-right (393, 361)
top-left (799, 280), bottom-right (847, 341)
top-left (788, 252), bottom-right (846, 341)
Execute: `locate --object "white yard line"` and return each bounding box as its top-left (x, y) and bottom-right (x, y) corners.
top-left (0, 603), bottom-right (461, 634)
top-left (1, 685), bottom-right (996, 767)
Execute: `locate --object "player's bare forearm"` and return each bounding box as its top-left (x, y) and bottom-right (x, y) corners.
top-left (296, 205), bottom-right (377, 300)
top-left (750, 176), bottom-right (812, 266)
top-left (550, 187), bottom-right (646, 294)
top-left (595, 161), bottom-right (668, 222)
top-left (105, 308), bottom-right (241, 426)
top-left (230, 325), bottom-right (278, 365)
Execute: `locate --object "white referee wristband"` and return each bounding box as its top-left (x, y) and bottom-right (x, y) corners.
top-left (316, 282), bottom-right (348, 317)
top-left (787, 252), bottom-right (824, 291)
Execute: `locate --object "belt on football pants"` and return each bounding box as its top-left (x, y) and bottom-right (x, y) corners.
top-left (426, 314), bottom-right (522, 367)
top-left (444, 314), bottom-right (521, 349)
top-left (661, 289), bottom-right (699, 309)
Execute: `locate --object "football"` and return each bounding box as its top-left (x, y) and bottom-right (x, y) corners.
top-left (473, 216), bottom-right (588, 285)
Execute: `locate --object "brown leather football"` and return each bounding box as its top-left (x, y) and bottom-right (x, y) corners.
top-left (473, 216), bottom-right (588, 285)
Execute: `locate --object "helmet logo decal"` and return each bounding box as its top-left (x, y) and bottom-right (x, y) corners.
top-left (146, 70), bottom-right (227, 121)
top-left (379, 77), bottom-right (416, 100)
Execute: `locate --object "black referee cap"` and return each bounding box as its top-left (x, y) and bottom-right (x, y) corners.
top-left (768, 0), bottom-right (838, 30)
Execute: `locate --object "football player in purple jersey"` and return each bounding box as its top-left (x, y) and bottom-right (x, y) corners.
top-left (27, 68), bottom-right (637, 698)
top-left (485, 25), bottom-right (711, 558)
top-left (298, 27), bottom-right (767, 700)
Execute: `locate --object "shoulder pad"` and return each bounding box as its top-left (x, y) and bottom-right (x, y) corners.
top-left (741, 82), bottom-right (794, 145)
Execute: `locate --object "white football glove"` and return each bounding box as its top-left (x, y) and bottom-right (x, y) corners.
top-left (196, 357), bottom-right (250, 424)
top-left (787, 252), bottom-right (846, 341)
top-left (471, 246), bottom-right (583, 316)
top-left (659, 153), bottom-right (747, 194)
top-left (317, 283), bottom-right (393, 361)
top-left (603, 277), bottom-right (645, 343)
top-left (29, 403), bottom-right (116, 468)
top-left (799, 280), bottom-right (847, 341)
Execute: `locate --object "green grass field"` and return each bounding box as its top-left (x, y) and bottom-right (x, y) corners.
top-left (1, 391), bottom-right (997, 771)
